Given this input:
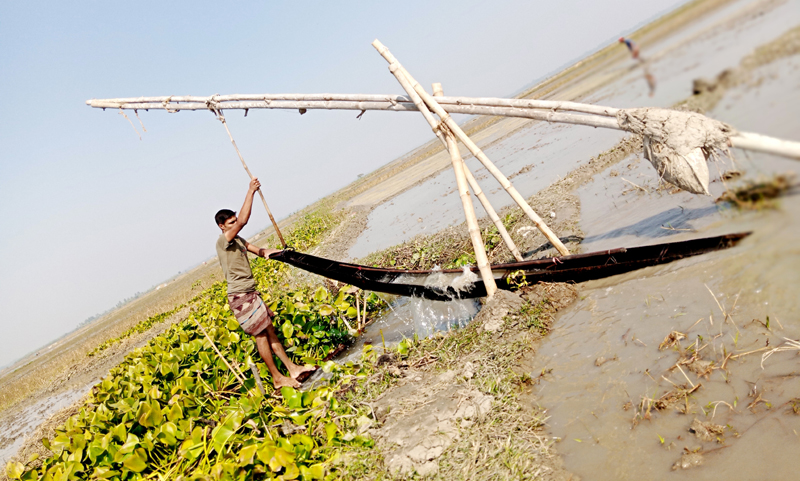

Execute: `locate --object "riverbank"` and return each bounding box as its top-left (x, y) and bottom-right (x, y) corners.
top-left (2, 0), bottom-right (799, 478)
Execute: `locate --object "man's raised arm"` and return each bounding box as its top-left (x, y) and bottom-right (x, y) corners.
top-left (224, 178), bottom-right (261, 242)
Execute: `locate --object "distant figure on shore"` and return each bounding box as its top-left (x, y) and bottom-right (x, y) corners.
top-left (215, 178), bottom-right (315, 389)
top-left (619, 36), bottom-right (656, 96)
top-left (619, 37), bottom-right (640, 60)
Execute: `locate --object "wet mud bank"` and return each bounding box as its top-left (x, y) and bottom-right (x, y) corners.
top-left (335, 284), bottom-right (580, 480)
top-left (523, 21), bottom-right (800, 481)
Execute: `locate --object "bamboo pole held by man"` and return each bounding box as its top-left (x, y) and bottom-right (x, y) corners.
top-left (215, 111), bottom-right (287, 248)
top-left (372, 40), bottom-right (570, 256)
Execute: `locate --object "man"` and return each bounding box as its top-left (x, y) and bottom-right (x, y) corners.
top-left (215, 178), bottom-right (315, 389)
top-left (619, 37), bottom-right (640, 60)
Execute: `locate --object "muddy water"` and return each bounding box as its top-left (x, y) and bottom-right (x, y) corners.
top-left (530, 197), bottom-right (800, 479)
top-left (348, 122), bottom-right (624, 258)
top-left (529, 55), bottom-right (800, 479)
top-left (0, 384), bottom-right (89, 465)
top-left (348, 0), bottom-right (800, 260)
top-left (586, 0), bottom-right (800, 108)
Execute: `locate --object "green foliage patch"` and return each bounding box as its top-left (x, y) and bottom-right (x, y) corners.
top-left (8, 207), bottom-right (384, 481)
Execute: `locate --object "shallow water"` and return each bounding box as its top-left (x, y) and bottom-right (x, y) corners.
top-left (0, 384), bottom-right (90, 465)
top-left (348, 122), bottom-right (624, 258)
top-left (585, 0), bottom-right (800, 108)
top-left (528, 53), bottom-right (800, 479)
top-left (530, 194), bottom-right (800, 480)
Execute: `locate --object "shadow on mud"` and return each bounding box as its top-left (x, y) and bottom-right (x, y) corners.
top-left (583, 204), bottom-right (720, 243)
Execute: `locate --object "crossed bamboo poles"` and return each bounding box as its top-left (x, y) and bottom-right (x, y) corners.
top-left (86, 40), bottom-right (800, 297)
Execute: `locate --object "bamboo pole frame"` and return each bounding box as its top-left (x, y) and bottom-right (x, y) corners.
top-left (385, 59), bottom-right (498, 296)
top-left (372, 40), bottom-right (570, 256)
top-left (433, 83), bottom-right (524, 262)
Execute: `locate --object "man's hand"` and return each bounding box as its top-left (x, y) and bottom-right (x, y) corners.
top-left (259, 248), bottom-right (281, 258)
top-left (248, 177), bottom-right (261, 193)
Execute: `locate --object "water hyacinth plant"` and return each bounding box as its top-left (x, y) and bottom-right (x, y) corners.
top-left (7, 207), bottom-right (384, 480)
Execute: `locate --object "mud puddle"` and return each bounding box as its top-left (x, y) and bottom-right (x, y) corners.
top-left (0, 383), bottom-right (91, 466)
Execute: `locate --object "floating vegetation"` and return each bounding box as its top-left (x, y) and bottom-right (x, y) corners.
top-left (88, 304), bottom-right (188, 356)
top-left (6, 208), bottom-right (387, 481)
top-left (716, 173), bottom-right (794, 210)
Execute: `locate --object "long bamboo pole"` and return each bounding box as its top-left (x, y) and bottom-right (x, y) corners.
top-left (215, 111), bottom-right (287, 247)
top-left (86, 94), bottom-right (618, 117)
top-left (729, 131), bottom-right (800, 159)
top-left (433, 83), bottom-right (524, 262)
top-left (87, 97), bottom-right (800, 160)
top-left (193, 318), bottom-right (247, 385)
top-left (384, 65), bottom-right (497, 296)
top-left (372, 40), bottom-right (570, 256)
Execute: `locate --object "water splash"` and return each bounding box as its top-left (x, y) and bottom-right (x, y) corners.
top-left (402, 266), bottom-right (480, 337)
top-left (333, 266), bottom-right (481, 363)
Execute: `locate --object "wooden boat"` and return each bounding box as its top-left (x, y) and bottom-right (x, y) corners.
top-left (272, 232), bottom-right (749, 301)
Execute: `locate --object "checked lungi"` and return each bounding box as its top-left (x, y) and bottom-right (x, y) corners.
top-left (227, 291), bottom-right (274, 336)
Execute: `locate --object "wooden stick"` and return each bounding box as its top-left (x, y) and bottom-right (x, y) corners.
top-left (193, 317), bottom-right (247, 385)
top-left (89, 99), bottom-right (620, 128)
top-left (387, 67), bottom-right (497, 296)
top-left (433, 83), bottom-right (524, 262)
top-left (215, 111), bottom-right (287, 247)
top-left (248, 360), bottom-right (266, 395)
top-left (730, 132), bottom-right (800, 160)
top-left (372, 40), bottom-right (569, 256)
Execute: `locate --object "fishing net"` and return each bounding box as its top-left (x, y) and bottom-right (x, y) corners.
top-left (617, 108), bottom-right (736, 195)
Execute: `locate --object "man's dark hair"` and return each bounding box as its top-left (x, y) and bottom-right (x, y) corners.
top-left (215, 209), bottom-right (236, 226)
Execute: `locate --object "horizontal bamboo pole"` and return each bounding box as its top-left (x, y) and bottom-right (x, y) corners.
top-left (373, 40), bottom-right (570, 256)
top-left (88, 98), bottom-right (619, 129)
top-left (86, 94), bottom-right (617, 116)
top-left (730, 132), bottom-right (800, 160)
top-left (87, 99), bottom-right (800, 162)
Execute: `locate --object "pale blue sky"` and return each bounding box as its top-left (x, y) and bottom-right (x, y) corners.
top-left (0, 0), bottom-right (685, 367)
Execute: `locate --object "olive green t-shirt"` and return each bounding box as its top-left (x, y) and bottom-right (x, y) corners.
top-left (216, 234), bottom-right (257, 294)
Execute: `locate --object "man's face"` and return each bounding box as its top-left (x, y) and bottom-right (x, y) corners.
top-left (219, 215), bottom-right (238, 232)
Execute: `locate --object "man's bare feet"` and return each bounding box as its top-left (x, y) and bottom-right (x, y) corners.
top-left (273, 375), bottom-right (301, 389)
top-left (289, 364), bottom-right (317, 380)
